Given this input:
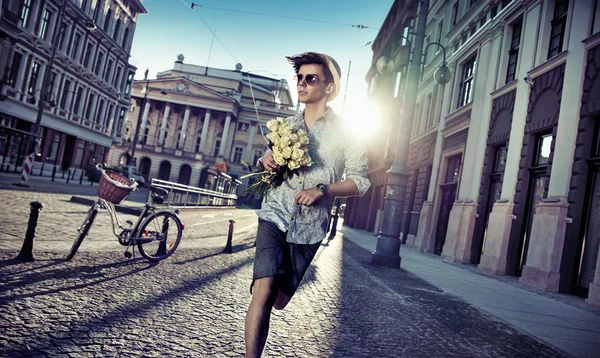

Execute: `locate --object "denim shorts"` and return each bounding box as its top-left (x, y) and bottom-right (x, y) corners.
top-left (252, 218), bottom-right (321, 297)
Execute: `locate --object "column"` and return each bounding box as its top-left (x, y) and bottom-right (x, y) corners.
top-left (519, 0), bottom-right (592, 292)
top-left (224, 120), bottom-right (236, 159)
top-left (178, 106), bottom-right (191, 150)
top-left (206, 119), bottom-right (217, 156)
top-left (15, 53), bottom-right (28, 92)
top-left (159, 102), bottom-right (170, 146)
top-left (245, 123), bottom-right (257, 163)
top-left (107, 105), bottom-right (116, 135)
top-left (442, 27), bottom-right (504, 264)
top-left (200, 109), bottom-right (211, 154)
top-left (479, 2), bottom-right (544, 275)
top-left (99, 98), bottom-right (108, 128)
top-left (65, 79), bottom-right (75, 112)
top-left (217, 112), bottom-right (231, 157)
top-left (139, 100), bottom-right (151, 141)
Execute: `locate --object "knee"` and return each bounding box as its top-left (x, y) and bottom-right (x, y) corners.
top-left (273, 292), bottom-right (291, 310)
top-left (252, 278), bottom-right (279, 307)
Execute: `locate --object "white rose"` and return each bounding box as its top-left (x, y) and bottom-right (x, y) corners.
top-left (300, 134), bottom-right (309, 145)
top-left (297, 129), bottom-right (308, 137)
top-left (280, 125), bottom-right (293, 137)
top-left (302, 156), bottom-right (312, 166)
top-left (266, 120), bottom-right (279, 132)
top-left (288, 160), bottom-right (300, 170)
top-left (291, 148), bottom-right (304, 160)
top-left (272, 150), bottom-right (285, 166)
top-left (293, 142), bottom-right (302, 149)
top-left (266, 132), bottom-right (280, 144)
top-left (278, 136), bottom-right (291, 149)
top-left (289, 133), bottom-right (299, 144)
top-left (281, 147), bottom-right (293, 159)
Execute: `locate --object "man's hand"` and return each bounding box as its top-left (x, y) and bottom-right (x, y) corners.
top-left (259, 152), bottom-right (279, 171)
top-left (295, 187), bottom-right (324, 206)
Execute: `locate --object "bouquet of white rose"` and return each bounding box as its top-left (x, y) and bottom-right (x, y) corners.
top-left (241, 117), bottom-right (312, 197)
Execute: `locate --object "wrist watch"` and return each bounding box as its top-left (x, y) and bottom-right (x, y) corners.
top-left (316, 183), bottom-right (327, 196)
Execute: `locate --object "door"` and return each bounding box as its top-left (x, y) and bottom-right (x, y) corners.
top-left (435, 183), bottom-right (457, 255)
top-left (434, 154), bottom-right (462, 255)
top-left (577, 168), bottom-right (600, 296)
top-left (139, 157), bottom-right (152, 181)
top-left (62, 135), bottom-right (77, 169)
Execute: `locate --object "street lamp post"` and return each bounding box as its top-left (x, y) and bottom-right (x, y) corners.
top-left (372, 0), bottom-right (450, 268)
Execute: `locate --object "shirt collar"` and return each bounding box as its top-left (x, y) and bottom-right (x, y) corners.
top-left (297, 106), bottom-right (337, 123)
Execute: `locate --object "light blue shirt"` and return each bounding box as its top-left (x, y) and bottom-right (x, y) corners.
top-left (257, 107), bottom-right (370, 244)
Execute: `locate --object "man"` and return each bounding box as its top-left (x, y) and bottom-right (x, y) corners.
top-left (245, 52), bottom-right (370, 357)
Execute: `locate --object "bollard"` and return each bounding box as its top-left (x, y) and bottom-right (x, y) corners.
top-left (66, 169), bottom-right (71, 183)
top-left (39, 162), bottom-right (45, 176)
top-left (51, 166), bottom-right (57, 182)
top-left (16, 202), bottom-right (44, 262)
top-left (72, 169), bottom-right (77, 180)
top-left (61, 169), bottom-right (65, 179)
top-left (223, 220), bottom-right (235, 254)
top-left (156, 218), bottom-right (170, 256)
top-left (79, 170), bottom-right (84, 184)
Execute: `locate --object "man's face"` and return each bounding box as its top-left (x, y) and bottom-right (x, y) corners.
top-left (296, 64), bottom-right (331, 104)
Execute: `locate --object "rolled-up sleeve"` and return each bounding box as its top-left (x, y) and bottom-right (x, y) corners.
top-left (343, 134), bottom-right (370, 197)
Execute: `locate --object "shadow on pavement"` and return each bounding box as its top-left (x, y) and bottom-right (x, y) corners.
top-left (3, 253), bottom-right (254, 357)
top-left (0, 257), bottom-right (157, 302)
top-left (329, 238), bottom-right (567, 358)
top-left (172, 235), bottom-right (257, 265)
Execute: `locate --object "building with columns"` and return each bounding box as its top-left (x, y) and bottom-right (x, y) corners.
top-left (345, 0), bottom-right (600, 305)
top-left (0, 0), bottom-right (145, 172)
top-left (107, 56), bottom-right (297, 196)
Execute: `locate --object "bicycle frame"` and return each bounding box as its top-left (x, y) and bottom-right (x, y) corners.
top-left (97, 197), bottom-right (156, 239)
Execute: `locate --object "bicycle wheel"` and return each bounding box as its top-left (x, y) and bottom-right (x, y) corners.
top-left (67, 205), bottom-right (98, 261)
top-left (137, 211), bottom-right (183, 261)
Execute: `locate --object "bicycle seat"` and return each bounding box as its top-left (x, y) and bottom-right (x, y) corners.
top-left (150, 186), bottom-right (168, 197)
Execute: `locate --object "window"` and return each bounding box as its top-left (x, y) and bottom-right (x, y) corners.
top-left (402, 18), bottom-right (415, 45)
top-left (21, 0), bottom-right (32, 28)
top-left (117, 108), bottom-right (126, 133)
top-left (95, 99), bottom-right (105, 124)
top-left (437, 20), bottom-right (444, 44)
top-left (7, 53), bottom-right (22, 88)
top-left (195, 137), bottom-right (202, 152)
top-left (233, 147), bottom-right (244, 163)
top-left (457, 56), bottom-right (477, 108)
top-left (506, 20), bottom-right (522, 83)
top-left (122, 27), bottom-right (129, 48)
top-left (253, 150), bottom-right (263, 166)
top-left (113, 19), bottom-right (121, 40)
top-left (124, 72), bottom-right (134, 95)
top-left (113, 67), bottom-right (122, 88)
top-left (104, 59), bottom-right (113, 82)
top-left (480, 14), bottom-right (487, 28)
top-left (70, 33), bottom-right (82, 60)
top-left (491, 5), bottom-right (498, 18)
top-left (60, 79), bottom-right (71, 109)
top-left (93, 0), bottom-right (102, 22)
top-left (548, 0), bottom-right (569, 59)
top-left (27, 62), bottom-right (40, 95)
top-left (94, 52), bottom-right (104, 76)
top-left (143, 128), bottom-right (149, 144)
top-left (40, 9), bottom-right (53, 41)
top-left (494, 146), bottom-right (508, 173)
top-left (534, 134), bottom-right (553, 166)
top-left (445, 155), bottom-right (462, 183)
top-left (393, 71), bottom-right (402, 98)
top-left (213, 140), bottom-right (221, 157)
top-left (452, 2), bottom-right (459, 26)
top-left (103, 9), bottom-right (112, 32)
top-left (73, 87), bottom-right (83, 114)
top-left (58, 23), bottom-right (68, 49)
top-left (83, 43), bottom-right (93, 68)
top-left (237, 122), bottom-right (250, 131)
top-left (85, 94), bottom-right (95, 119)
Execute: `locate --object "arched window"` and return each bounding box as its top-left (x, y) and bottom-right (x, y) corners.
top-left (158, 161), bottom-right (171, 181)
top-left (178, 164), bottom-right (192, 185)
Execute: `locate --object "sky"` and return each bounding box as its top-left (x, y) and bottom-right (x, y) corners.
top-left (129, 0), bottom-right (394, 126)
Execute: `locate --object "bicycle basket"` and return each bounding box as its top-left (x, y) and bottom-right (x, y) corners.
top-left (97, 170), bottom-right (136, 204)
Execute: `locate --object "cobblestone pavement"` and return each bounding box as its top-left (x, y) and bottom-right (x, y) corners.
top-left (0, 186), bottom-right (571, 357)
top-left (1, 237), bottom-right (569, 356)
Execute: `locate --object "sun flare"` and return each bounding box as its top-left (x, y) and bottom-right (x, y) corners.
top-left (341, 99), bottom-right (383, 138)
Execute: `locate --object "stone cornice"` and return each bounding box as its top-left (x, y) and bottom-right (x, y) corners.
top-left (528, 51), bottom-right (568, 79)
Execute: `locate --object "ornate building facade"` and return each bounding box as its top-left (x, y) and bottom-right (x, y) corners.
top-left (346, 0), bottom-right (600, 305)
top-left (0, 0), bottom-right (144, 172)
top-left (107, 57), bottom-right (297, 196)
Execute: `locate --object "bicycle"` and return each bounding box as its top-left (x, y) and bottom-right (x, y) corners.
top-left (67, 164), bottom-right (184, 262)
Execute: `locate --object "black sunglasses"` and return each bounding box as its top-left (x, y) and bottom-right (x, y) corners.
top-left (293, 74), bottom-right (321, 87)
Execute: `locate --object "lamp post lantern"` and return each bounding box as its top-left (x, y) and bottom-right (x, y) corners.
top-left (372, 0), bottom-right (450, 268)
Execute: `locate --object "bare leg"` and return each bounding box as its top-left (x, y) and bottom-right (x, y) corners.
top-left (245, 277), bottom-right (278, 358)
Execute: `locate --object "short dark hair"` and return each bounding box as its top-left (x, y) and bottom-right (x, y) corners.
top-left (286, 52), bottom-right (336, 84)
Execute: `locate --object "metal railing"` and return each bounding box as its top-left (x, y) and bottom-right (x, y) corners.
top-left (150, 178), bottom-right (240, 208)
